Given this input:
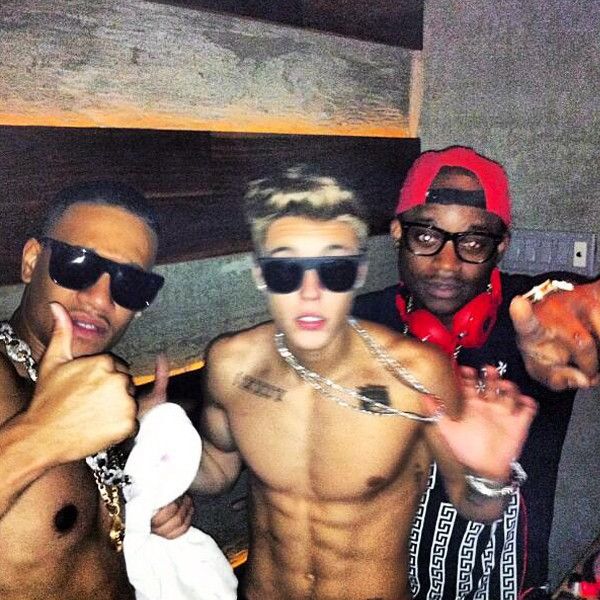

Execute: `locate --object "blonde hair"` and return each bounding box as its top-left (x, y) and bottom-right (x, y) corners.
top-left (244, 165), bottom-right (368, 251)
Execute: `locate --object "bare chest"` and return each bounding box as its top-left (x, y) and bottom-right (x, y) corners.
top-left (228, 380), bottom-right (430, 499)
top-left (0, 373), bottom-right (102, 562)
top-left (0, 458), bottom-right (132, 599)
top-left (0, 459), bottom-right (102, 565)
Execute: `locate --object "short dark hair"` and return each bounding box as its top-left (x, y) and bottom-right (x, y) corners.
top-left (244, 164), bottom-right (368, 251)
top-left (431, 166), bottom-right (480, 185)
top-left (41, 181), bottom-right (160, 238)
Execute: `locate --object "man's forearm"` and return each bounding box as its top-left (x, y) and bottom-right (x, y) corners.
top-left (455, 479), bottom-right (509, 523)
top-left (436, 457), bottom-right (508, 523)
top-left (0, 413), bottom-right (56, 519)
top-left (190, 442), bottom-right (241, 495)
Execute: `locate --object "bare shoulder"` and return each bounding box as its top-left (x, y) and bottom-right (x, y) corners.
top-left (354, 319), bottom-right (458, 400)
top-left (204, 321), bottom-right (277, 401)
top-left (205, 321), bottom-right (275, 370)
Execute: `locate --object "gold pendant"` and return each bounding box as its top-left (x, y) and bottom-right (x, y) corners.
top-left (109, 513), bottom-right (125, 553)
top-left (95, 475), bottom-right (126, 553)
top-left (106, 485), bottom-right (125, 553)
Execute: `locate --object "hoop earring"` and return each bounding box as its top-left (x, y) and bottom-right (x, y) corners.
top-left (134, 311), bottom-right (142, 319)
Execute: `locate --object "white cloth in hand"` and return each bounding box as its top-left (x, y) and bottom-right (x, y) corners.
top-left (123, 402), bottom-right (237, 600)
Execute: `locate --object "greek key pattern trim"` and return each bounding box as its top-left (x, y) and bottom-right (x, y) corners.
top-left (456, 520), bottom-right (485, 599)
top-left (499, 491), bottom-right (520, 600)
top-left (428, 502), bottom-right (457, 599)
top-left (473, 520), bottom-right (498, 600)
top-left (409, 463), bottom-right (437, 597)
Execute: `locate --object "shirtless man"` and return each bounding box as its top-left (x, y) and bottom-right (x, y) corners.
top-left (0, 182), bottom-right (191, 600)
top-left (192, 167), bottom-right (538, 600)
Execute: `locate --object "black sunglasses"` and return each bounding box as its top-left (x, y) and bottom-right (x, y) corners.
top-left (40, 237), bottom-right (164, 311)
top-left (256, 255), bottom-right (366, 294)
top-left (399, 221), bottom-right (503, 264)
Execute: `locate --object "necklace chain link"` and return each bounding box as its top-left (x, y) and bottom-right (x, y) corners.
top-left (274, 317), bottom-right (443, 422)
top-left (0, 322), bottom-right (39, 381)
top-left (0, 320), bottom-right (129, 552)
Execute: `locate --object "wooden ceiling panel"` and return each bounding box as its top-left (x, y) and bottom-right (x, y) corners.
top-left (0, 126), bottom-right (419, 286)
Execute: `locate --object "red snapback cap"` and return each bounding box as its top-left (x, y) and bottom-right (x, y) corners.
top-left (395, 146), bottom-right (512, 226)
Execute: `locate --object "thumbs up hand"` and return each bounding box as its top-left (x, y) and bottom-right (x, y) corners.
top-left (28, 302), bottom-right (138, 465)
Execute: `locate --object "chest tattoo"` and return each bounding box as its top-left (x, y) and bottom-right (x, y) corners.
top-left (358, 384), bottom-right (391, 413)
top-left (235, 372), bottom-right (286, 402)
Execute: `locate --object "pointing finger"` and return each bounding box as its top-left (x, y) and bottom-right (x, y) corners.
top-left (151, 353), bottom-right (170, 403)
top-left (510, 296), bottom-right (545, 341)
top-left (136, 353), bottom-right (170, 418)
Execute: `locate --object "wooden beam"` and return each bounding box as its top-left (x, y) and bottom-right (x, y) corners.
top-left (0, 126), bottom-right (419, 286)
top-left (0, 0), bottom-right (416, 137)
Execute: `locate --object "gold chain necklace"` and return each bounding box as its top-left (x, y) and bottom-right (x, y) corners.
top-left (0, 321), bottom-right (128, 552)
top-left (274, 317), bottom-right (444, 421)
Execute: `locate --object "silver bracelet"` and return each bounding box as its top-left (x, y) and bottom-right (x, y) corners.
top-left (465, 461), bottom-right (527, 498)
top-left (522, 279), bottom-right (574, 304)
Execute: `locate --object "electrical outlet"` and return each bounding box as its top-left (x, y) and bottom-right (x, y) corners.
top-left (500, 228), bottom-right (596, 276)
top-left (573, 241), bottom-right (588, 268)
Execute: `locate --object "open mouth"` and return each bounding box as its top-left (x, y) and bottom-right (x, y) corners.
top-left (296, 315), bottom-right (326, 330)
top-left (71, 314), bottom-right (109, 339)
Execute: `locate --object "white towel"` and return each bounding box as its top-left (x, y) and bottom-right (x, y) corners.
top-left (123, 402), bottom-right (238, 600)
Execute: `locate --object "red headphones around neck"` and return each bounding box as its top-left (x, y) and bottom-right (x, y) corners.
top-left (395, 268), bottom-right (502, 356)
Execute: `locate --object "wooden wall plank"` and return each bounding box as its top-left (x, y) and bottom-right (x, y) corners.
top-left (153, 1), bottom-right (303, 27)
top-left (0, 126), bottom-right (213, 281)
top-left (0, 126), bottom-right (419, 286)
top-left (210, 132), bottom-right (420, 235)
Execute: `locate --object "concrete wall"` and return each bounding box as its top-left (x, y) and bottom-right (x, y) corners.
top-left (420, 0), bottom-right (599, 233)
top-left (420, 0), bottom-right (600, 586)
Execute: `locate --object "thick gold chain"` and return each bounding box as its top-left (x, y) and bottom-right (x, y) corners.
top-left (92, 470), bottom-right (126, 552)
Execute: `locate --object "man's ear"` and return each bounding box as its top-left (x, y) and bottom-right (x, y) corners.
top-left (390, 218), bottom-right (402, 244)
top-left (495, 232), bottom-right (511, 264)
top-left (251, 263), bottom-right (267, 292)
top-left (21, 238), bottom-right (43, 284)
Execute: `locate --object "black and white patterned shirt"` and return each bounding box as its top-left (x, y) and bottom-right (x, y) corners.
top-left (353, 272), bottom-right (577, 599)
